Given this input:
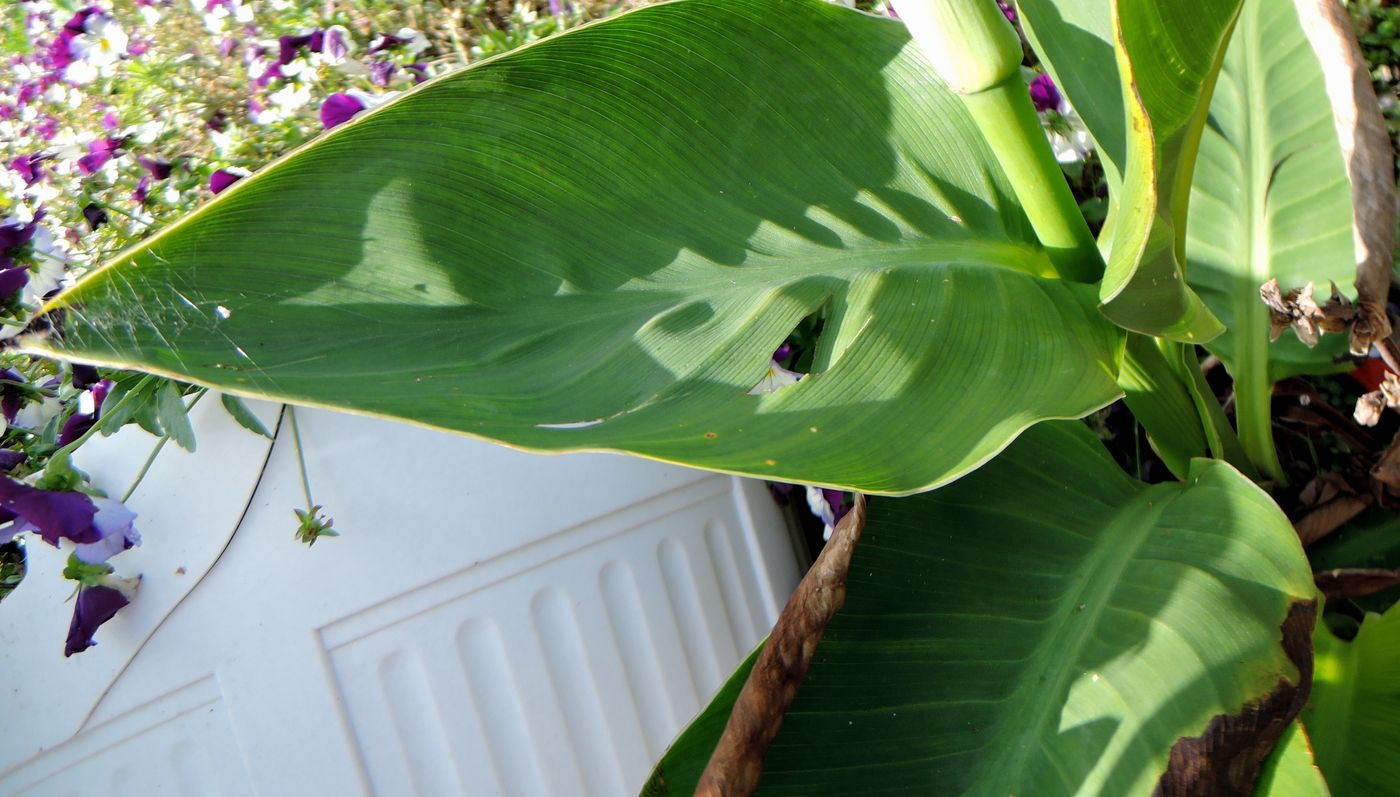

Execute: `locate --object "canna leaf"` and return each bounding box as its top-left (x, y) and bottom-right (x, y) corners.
top-left (1303, 603), bottom-right (1400, 796)
top-left (1019, 0), bottom-right (1239, 342)
top-left (646, 422), bottom-right (1316, 795)
top-left (1186, 0), bottom-right (1357, 382)
top-left (20, 0), bottom-right (1121, 495)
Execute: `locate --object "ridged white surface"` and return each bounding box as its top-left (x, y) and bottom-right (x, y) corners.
top-left (0, 404), bottom-right (802, 796)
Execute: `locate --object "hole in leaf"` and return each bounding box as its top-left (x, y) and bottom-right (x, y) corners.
top-left (749, 307), bottom-right (827, 396)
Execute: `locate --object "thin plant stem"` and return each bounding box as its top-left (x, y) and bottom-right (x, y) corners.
top-left (120, 390), bottom-right (206, 502)
top-left (52, 377), bottom-right (151, 460)
top-left (287, 405), bottom-right (315, 509)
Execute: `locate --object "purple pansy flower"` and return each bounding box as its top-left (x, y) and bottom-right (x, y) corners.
top-left (277, 29), bottom-right (324, 65)
top-left (323, 26), bottom-right (352, 63)
top-left (0, 268), bottom-right (30, 304)
top-left (132, 175), bottom-right (151, 205)
top-left (82, 203), bottom-right (108, 231)
top-left (100, 108), bottom-right (119, 130)
top-left (1029, 73), bottom-right (1061, 113)
top-left (368, 31), bottom-right (410, 54)
top-left (0, 450), bottom-right (27, 472)
top-left (74, 498), bottom-right (140, 564)
top-left (369, 59), bottom-right (396, 87)
top-left (58, 379), bottom-right (111, 446)
top-left (209, 168), bottom-right (246, 194)
top-left (8, 153), bottom-right (50, 186)
top-left (0, 478), bottom-right (101, 547)
top-left (137, 155), bottom-right (172, 180)
top-left (64, 7), bottom-right (102, 36)
top-left (0, 218), bottom-right (38, 252)
top-left (71, 364), bottom-right (101, 390)
top-left (0, 369), bottom-right (27, 421)
top-left (77, 136), bottom-right (125, 175)
top-left (65, 582), bottom-right (131, 657)
top-left (319, 92), bottom-right (364, 129)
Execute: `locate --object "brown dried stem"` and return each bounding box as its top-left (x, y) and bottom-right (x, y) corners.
top-left (1294, 0), bottom-right (1398, 355)
top-left (696, 494), bottom-right (868, 797)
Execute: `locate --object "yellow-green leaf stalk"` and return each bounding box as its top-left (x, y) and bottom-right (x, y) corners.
top-left (894, 0), bottom-right (1102, 283)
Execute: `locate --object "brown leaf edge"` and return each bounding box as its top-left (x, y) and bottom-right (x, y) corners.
top-left (694, 493), bottom-right (868, 797)
top-left (1294, 0), bottom-right (1398, 355)
top-left (1153, 599), bottom-right (1317, 797)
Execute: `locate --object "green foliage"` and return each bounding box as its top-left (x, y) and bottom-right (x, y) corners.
top-left (1305, 604), bottom-right (1400, 796)
top-left (648, 423), bottom-right (1315, 795)
top-left (11, 0), bottom-right (1395, 790)
top-left (1254, 722), bottom-right (1330, 797)
top-left (27, 0), bottom-right (1125, 494)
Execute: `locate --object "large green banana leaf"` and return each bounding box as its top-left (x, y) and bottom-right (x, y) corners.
top-left (1303, 604), bottom-right (1400, 796)
top-left (1186, 0), bottom-right (1355, 381)
top-left (1018, 0), bottom-right (1237, 342)
top-left (645, 422), bottom-right (1316, 795)
top-left (21, 0), bottom-right (1121, 495)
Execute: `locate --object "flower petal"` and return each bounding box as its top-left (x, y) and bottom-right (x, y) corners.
top-left (0, 477), bottom-right (98, 546)
top-left (64, 584), bottom-right (130, 656)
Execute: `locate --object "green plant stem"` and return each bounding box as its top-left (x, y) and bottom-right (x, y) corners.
top-left (1118, 334), bottom-right (1208, 479)
top-left (51, 377), bottom-right (151, 461)
top-left (1161, 339), bottom-right (1260, 483)
top-left (120, 390), bottom-right (206, 502)
top-left (287, 405), bottom-right (315, 509)
top-left (958, 77), bottom-right (1104, 283)
top-left (1234, 352), bottom-right (1287, 486)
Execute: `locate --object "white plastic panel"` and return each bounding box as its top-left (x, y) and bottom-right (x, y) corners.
top-left (0, 405), bottom-right (802, 796)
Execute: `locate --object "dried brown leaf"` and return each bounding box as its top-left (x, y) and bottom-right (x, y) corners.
top-left (1315, 567), bottom-right (1400, 600)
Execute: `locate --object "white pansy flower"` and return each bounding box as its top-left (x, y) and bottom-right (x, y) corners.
top-left (71, 15), bottom-right (128, 68)
top-left (269, 81), bottom-right (312, 112)
top-left (1046, 109), bottom-right (1094, 164)
top-left (396, 27), bottom-right (429, 56)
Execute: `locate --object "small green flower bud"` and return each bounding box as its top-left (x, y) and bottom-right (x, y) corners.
top-left (893, 0), bottom-right (1023, 95)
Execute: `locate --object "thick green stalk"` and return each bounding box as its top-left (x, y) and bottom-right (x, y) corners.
top-left (959, 80), bottom-right (1104, 283)
top-left (1234, 350), bottom-right (1287, 485)
top-left (895, 0), bottom-right (1102, 281)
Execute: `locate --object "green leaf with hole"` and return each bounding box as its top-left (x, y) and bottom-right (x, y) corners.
top-left (1018, 0), bottom-right (1238, 342)
top-left (1304, 604), bottom-right (1400, 796)
top-left (1186, 0), bottom-right (1355, 381)
top-left (644, 422), bottom-right (1316, 795)
top-left (21, 0), bottom-right (1121, 495)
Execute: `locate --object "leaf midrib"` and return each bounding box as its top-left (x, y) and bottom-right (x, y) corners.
top-left (973, 486), bottom-right (1177, 793)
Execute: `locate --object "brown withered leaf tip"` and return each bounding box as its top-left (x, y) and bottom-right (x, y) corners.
top-left (1152, 600), bottom-right (1315, 797)
top-left (1357, 371), bottom-right (1400, 430)
top-left (1315, 568), bottom-right (1400, 601)
top-left (1259, 279), bottom-right (1355, 348)
top-left (695, 494), bottom-right (868, 797)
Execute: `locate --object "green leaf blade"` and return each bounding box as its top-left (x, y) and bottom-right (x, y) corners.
top-left (26, 0), bottom-right (1122, 494)
top-left (1304, 604), bottom-right (1400, 796)
top-left (650, 423), bottom-right (1316, 795)
top-left (1020, 0), bottom-right (1239, 342)
top-left (1185, 0), bottom-right (1357, 380)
